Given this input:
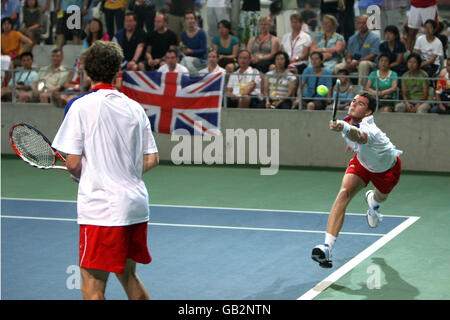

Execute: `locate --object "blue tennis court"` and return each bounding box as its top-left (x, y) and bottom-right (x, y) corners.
top-left (1, 198), bottom-right (415, 300)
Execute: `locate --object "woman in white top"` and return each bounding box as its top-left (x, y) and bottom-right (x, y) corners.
top-left (199, 49), bottom-right (226, 74)
top-left (414, 19), bottom-right (444, 77)
top-left (280, 13), bottom-right (312, 74)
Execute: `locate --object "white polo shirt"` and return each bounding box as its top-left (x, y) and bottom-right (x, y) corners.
top-left (52, 85), bottom-right (158, 226)
top-left (227, 66), bottom-right (262, 96)
top-left (343, 116), bottom-right (403, 173)
top-left (158, 63), bottom-right (189, 74)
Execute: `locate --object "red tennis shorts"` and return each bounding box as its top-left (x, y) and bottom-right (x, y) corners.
top-left (345, 155), bottom-right (402, 194)
top-left (79, 222), bottom-right (152, 274)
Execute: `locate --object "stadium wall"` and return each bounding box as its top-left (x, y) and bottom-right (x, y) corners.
top-left (2, 103), bottom-right (450, 172)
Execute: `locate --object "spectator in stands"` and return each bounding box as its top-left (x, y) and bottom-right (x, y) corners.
top-left (310, 14), bottom-right (345, 73)
top-left (139, 13), bottom-right (177, 71)
top-left (335, 15), bottom-right (380, 87)
top-left (431, 57), bottom-right (450, 114)
top-left (157, 48), bottom-right (189, 73)
top-left (1, 0), bottom-right (20, 29)
top-left (103, 0), bottom-right (127, 40)
top-left (55, 0), bottom-right (85, 48)
top-left (1, 52), bottom-right (37, 101)
top-left (326, 69), bottom-right (356, 111)
top-left (380, 0), bottom-right (408, 40)
top-left (199, 49), bottom-right (226, 74)
top-left (301, 1), bottom-right (318, 32)
top-left (206, 0), bottom-right (231, 42)
top-left (1, 17), bottom-right (33, 67)
top-left (394, 53), bottom-right (431, 113)
top-left (53, 54), bottom-right (90, 108)
top-left (436, 20), bottom-right (448, 60)
top-left (320, 0), bottom-right (355, 43)
top-left (414, 19), bottom-right (444, 78)
top-left (263, 51), bottom-right (297, 109)
top-left (379, 25), bottom-right (407, 76)
top-left (131, 0), bottom-right (156, 33)
top-left (21, 0), bottom-right (43, 52)
top-left (226, 49), bottom-right (263, 108)
top-left (113, 12), bottom-right (146, 71)
top-left (212, 20), bottom-right (239, 73)
top-left (179, 10), bottom-right (207, 77)
top-left (246, 16), bottom-right (280, 74)
top-left (280, 13), bottom-right (312, 75)
top-left (167, 0), bottom-right (195, 41)
top-left (83, 18), bottom-right (110, 49)
top-left (18, 48), bottom-right (69, 103)
top-left (296, 51), bottom-right (333, 110)
top-left (365, 53), bottom-right (398, 112)
top-left (406, 0), bottom-right (439, 52)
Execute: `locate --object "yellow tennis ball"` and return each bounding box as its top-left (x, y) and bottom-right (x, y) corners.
top-left (316, 85), bottom-right (328, 96)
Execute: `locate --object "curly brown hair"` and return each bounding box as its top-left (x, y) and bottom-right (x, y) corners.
top-left (83, 41), bottom-right (123, 83)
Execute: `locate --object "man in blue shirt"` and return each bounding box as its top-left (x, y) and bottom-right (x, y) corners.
top-left (335, 15), bottom-right (380, 87)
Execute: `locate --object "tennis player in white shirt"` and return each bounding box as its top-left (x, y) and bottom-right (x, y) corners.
top-left (312, 91), bottom-right (403, 268)
top-left (52, 41), bottom-right (159, 299)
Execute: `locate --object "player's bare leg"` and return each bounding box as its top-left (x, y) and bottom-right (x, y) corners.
top-left (80, 268), bottom-right (110, 300)
top-left (115, 259), bottom-right (150, 300)
top-left (312, 173), bottom-right (365, 268)
top-left (365, 188), bottom-right (388, 228)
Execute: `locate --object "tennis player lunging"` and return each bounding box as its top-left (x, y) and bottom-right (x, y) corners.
top-left (312, 91), bottom-right (402, 268)
top-left (52, 41), bottom-right (159, 299)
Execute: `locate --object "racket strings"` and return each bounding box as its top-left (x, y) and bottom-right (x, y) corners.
top-left (12, 126), bottom-right (55, 167)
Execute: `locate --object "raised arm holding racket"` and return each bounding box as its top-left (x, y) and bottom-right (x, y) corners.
top-left (311, 90), bottom-right (403, 268)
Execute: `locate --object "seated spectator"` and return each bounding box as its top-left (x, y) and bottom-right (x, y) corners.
top-left (431, 57), bottom-right (450, 114)
top-left (365, 53), bottom-right (398, 112)
top-left (310, 14), bottom-right (345, 73)
top-left (1, 17), bottom-right (33, 67)
top-left (1, 54), bottom-right (12, 87)
top-left (414, 19), bottom-right (444, 78)
top-left (395, 53), bottom-right (431, 113)
top-left (226, 50), bottom-right (263, 108)
top-left (301, 2), bottom-right (318, 32)
top-left (113, 12), bottom-right (146, 71)
top-left (55, 0), bottom-right (85, 48)
top-left (436, 20), bottom-right (448, 59)
top-left (212, 19), bottom-right (239, 73)
top-left (158, 49), bottom-right (189, 73)
top-left (326, 69), bottom-right (356, 111)
top-left (139, 13), bottom-right (177, 71)
top-left (83, 18), bottom-right (110, 49)
top-left (246, 16), bottom-right (280, 73)
top-left (18, 48), bottom-right (68, 103)
top-left (20, 0), bottom-right (43, 52)
top-left (379, 25), bottom-right (407, 76)
top-left (199, 49), bottom-right (226, 74)
top-left (263, 51), bottom-right (297, 109)
top-left (52, 55), bottom-right (91, 108)
top-left (280, 13), bottom-right (311, 75)
top-left (295, 51), bottom-right (332, 110)
top-left (1, 0), bottom-right (20, 28)
top-left (1, 52), bottom-right (37, 101)
top-left (180, 10), bottom-right (207, 77)
top-left (335, 15), bottom-right (380, 87)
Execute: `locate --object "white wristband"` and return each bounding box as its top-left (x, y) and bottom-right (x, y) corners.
top-left (341, 121), bottom-right (351, 135)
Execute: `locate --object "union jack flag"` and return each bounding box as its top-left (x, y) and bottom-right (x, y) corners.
top-left (121, 71), bottom-right (224, 135)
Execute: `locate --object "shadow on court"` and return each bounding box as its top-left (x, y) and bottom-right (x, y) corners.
top-left (328, 258), bottom-right (420, 299)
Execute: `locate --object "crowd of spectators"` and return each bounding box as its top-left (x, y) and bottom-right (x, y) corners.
top-left (1, 0), bottom-right (449, 114)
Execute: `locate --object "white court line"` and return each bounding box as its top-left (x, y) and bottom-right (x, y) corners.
top-left (297, 216), bottom-right (420, 300)
top-left (1, 197), bottom-right (412, 218)
top-left (1, 215), bottom-right (386, 237)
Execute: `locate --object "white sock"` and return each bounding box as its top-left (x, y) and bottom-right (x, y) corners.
top-left (368, 190), bottom-right (380, 209)
top-left (324, 233), bottom-right (336, 251)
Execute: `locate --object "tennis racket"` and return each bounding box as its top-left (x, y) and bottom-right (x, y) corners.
top-left (331, 79), bottom-right (341, 124)
top-left (9, 123), bottom-right (68, 171)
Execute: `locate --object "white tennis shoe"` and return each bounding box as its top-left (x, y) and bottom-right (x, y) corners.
top-left (311, 244), bottom-right (332, 268)
top-left (365, 190), bottom-right (383, 228)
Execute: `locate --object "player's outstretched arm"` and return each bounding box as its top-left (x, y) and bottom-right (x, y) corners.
top-left (329, 120), bottom-right (368, 144)
top-left (143, 153), bottom-right (159, 174)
